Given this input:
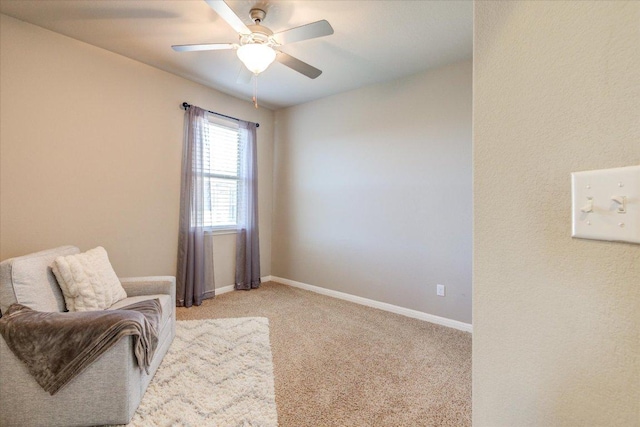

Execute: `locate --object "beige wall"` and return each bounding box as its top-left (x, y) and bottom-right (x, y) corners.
top-left (272, 61), bottom-right (472, 324)
top-left (0, 14), bottom-right (274, 287)
top-left (474, 2), bottom-right (639, 425)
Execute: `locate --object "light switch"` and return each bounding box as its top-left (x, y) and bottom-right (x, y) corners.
top-left (580, 198), bottom-right (594, 213)
top-left (571, 165), bottom-right (640, 244)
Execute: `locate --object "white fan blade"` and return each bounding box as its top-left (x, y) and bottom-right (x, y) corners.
top-left (205, 0), bottom-right (250, 34)
top-left (172, 43), bottom-right (236, 52)
top-left (273, 20), bottom-right (334, 45)
top-left (236, 65), bottom-right (254, 85)
top-left (276, 52), bottom-right (322, 79)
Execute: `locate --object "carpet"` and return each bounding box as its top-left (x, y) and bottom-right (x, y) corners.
top-left (177, 283), bottom-right (472, 426)
top-left (124, 317), bottom-right (278, 427)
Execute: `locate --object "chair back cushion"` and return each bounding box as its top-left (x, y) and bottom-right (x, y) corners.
top-left (0, 246), bottom-right (80, 315)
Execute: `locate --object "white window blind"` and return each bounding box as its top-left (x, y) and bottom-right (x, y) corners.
top-left (203, 115), bottom-right (241, 229)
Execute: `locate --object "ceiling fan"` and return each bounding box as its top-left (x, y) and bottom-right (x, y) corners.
top-left (172, 0), bottom-right (334, 79)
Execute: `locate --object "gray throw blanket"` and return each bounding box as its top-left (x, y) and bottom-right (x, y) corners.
top-left (0, 299), bottom-right (162, 395)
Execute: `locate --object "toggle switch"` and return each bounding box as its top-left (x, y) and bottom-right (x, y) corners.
top-left (580, 198), bottom-right (594, 213)
top-left (571, 165), bottom-right (639, 244)
top-left (611, 195), bottom-right (627, 213)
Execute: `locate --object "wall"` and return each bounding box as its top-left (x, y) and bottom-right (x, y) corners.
top-left (272, 61), bottom-right (472, 324)
top-left (474, 2), bottom-right (639, 426)
top-left (0, 14), bottom-right (274, 287)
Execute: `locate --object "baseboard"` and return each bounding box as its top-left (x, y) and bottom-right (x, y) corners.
top-left (215, 284), bottom-right (235, 295)
top-left (270, 276), bottom-right (473, 333)
top-left (215, 275), bottom-right (274, 295)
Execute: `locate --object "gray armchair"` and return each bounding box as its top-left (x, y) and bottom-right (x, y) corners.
top-left (0, 246), bottom-right (176, 427)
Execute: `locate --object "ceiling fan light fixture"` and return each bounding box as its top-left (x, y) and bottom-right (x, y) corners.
top-left (237, 43), bottom-right (276, 75)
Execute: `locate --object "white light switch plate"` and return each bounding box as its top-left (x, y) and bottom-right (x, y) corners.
top-left (572, 165), bottom-right (640, 244)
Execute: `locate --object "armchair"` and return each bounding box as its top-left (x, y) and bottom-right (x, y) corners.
top-left (0, 246), bottom-right (176, 427)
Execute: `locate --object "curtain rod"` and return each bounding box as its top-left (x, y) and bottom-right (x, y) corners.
top-left (181, 102), bottom-right (259, 128)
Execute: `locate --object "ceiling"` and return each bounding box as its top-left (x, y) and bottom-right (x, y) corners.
top-left (0, 0), bottom-right (472, 110)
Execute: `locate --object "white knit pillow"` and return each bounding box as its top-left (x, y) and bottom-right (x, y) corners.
top-left (51, 246), bottom-right (127, 311)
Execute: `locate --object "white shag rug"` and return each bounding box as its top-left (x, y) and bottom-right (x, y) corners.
top-left (124, 317), bottom-right (278, 427)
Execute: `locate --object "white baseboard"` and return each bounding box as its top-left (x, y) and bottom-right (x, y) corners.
top-left (270, 276), bottom-right (473, 333)
top-left (215, 284), bottom-right (235, 295)
top-left (215, 275), bottom-right (274, 295)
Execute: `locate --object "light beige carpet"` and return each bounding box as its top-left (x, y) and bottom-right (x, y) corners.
top-left (177, 282), bottom-right (472, 427)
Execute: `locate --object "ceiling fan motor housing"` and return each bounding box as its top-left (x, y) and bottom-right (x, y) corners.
top-left (240, 8), bottom-right (276, 47)
top-left (240, 25), bottom-right (275, 46)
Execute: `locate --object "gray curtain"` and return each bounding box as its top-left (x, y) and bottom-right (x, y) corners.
top-left (235, 120), bottom-right (261, 290)
top-left (176, 106), bottom-right (215, 306)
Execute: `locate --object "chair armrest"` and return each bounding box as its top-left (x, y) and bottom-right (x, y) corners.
top-left (0, 332), bottom-right (140, 426)
top-left (119, 276), bottom-right (175, 299)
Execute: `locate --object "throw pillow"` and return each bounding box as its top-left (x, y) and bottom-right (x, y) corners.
top-left (51, 247), bottom-right (127, 311)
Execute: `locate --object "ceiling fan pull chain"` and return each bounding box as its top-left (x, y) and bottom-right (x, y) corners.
top-left (253, 74), bottom-right (259, 109)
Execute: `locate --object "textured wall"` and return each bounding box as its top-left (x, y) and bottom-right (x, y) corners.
top-left (0, 15), bottom-right (274, 285)
top-left (273, 61), bottom-right (472, 324)
top-left (473, 2), bottom-right (640, 425)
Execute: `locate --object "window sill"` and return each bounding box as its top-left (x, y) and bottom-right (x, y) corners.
top-left (205, 229), bottom-right (238, 236)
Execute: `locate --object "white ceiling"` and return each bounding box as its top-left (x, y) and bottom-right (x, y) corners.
top-left (0, 0), bottom-right (472, 110)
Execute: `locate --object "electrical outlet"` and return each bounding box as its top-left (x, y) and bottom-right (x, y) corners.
top-left (436, 284), bottom-right (445, 297)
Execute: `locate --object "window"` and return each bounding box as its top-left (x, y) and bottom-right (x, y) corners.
top-left (202, 115), bottom-right (241, 230)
